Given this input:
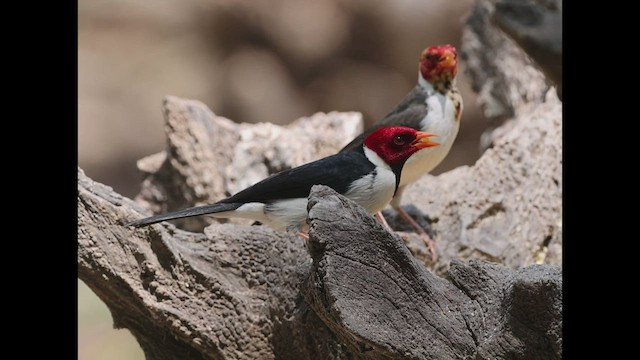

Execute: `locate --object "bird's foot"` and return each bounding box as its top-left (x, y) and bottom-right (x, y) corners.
top-left (418, 233), bottom-right (437, 263)
top-left (297, 232), bottom-right (309, 241)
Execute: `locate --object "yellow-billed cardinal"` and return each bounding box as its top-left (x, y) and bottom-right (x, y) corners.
top-left (340, 44), bottom-right (463, 259)
top-left (126, 126), bottom-right (439, 234)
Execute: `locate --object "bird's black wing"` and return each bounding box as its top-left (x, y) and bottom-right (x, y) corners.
top-left (125, 151), bottom-right (376, 228)
top-left (221, 151), bottom-right (376, 204)
top-left (340, 86), bottom-right (428, 153)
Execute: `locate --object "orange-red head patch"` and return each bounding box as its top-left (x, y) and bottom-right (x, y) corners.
top-left (419, 44), bottom-right (458, 84)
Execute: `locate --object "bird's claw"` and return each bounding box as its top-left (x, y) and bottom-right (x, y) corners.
top-left (420, 233), bottom-right (437, 263)
top-left (394, 206), bottom-right (438, 262)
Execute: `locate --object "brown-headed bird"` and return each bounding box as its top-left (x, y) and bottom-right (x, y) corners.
top-left (340, 45), bottom-right (463, 260)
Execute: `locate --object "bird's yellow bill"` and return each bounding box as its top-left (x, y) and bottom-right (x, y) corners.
top-left (440, 50), bottom-right (457, 70)
top-left (412, 131), bottom-right (440, 148)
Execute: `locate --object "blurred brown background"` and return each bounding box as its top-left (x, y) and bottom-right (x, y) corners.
top-left (78, 0), bottom-right (487, 358)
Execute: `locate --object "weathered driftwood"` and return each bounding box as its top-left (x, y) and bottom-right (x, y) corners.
top-left (78, 0), bottom-right (562, 357)
top-left (78, 174), bottom-right (561, 359)
top-left (78, 170), bottom-right (350, 359)
top-left (304, 186), bottom-right (561, 359)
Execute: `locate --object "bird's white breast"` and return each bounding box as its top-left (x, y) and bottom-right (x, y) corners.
top-left (344, 165), bottom-right (396, 215)
top-left (399, 91), bottom-right (460, 187)
top-left (355, 147), bottom-right (398, 212)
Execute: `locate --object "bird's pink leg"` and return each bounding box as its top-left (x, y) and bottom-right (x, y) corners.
top-left (297, 232), bottom-right (309, 241)
top-left (375, 208), bottom-right (437, 261)
top-left (374, 211), bottom-right (392, 230)
top-left (394, 206), bottom-right (437, 262)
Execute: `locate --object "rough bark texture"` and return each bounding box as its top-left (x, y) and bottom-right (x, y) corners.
top-left (460, 0), bottom-right (561, 151)
top-left (78, 176), bottom-right (561, 359)
top-left (78, 0), bottom-right (562, 358)
top-left (304, 186), bottom-right (561, 360)
top-left (79, 169), bottom-right (353, 360)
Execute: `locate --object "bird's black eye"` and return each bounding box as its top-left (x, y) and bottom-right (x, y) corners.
top-left (393, 136), bottom-right (407, 146)
top-left (426, 53), bottom-right (439, 62)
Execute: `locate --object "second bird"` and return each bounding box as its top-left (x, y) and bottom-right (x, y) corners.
top-left (340, 44), bottom-right (463, 258)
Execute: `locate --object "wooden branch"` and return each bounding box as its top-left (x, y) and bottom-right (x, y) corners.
top-left (79, 169), bottom-right (352, 360)
top-left (79, 173), bottom-right (561, 359)
top-left (302, 185), bottom-right (561, 359)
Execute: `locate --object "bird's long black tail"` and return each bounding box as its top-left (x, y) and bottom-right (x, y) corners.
top-left (125, 203), bottom-right (242, 228)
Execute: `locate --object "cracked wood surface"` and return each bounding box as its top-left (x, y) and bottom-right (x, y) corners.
top-left (79, 174), bottom-right (561, 359)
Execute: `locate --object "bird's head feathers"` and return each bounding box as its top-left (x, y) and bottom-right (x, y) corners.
top-left (364, 126), bottom-right (439, 168)
top-left (419, 44), bottom-right (458, 89)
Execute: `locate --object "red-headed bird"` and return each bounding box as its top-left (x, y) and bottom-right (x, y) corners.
top-left (126, 126), bottom-right (440, 235)
top-left (340, 45), bottom-right (463, 259)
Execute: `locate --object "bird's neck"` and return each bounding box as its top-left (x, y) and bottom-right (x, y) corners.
top-left (418, 74), bottom-right (456, 95)
top-left (363, 146), bottom-right (407, 193)
top-left (363, 146), bottom-right (391, 171)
